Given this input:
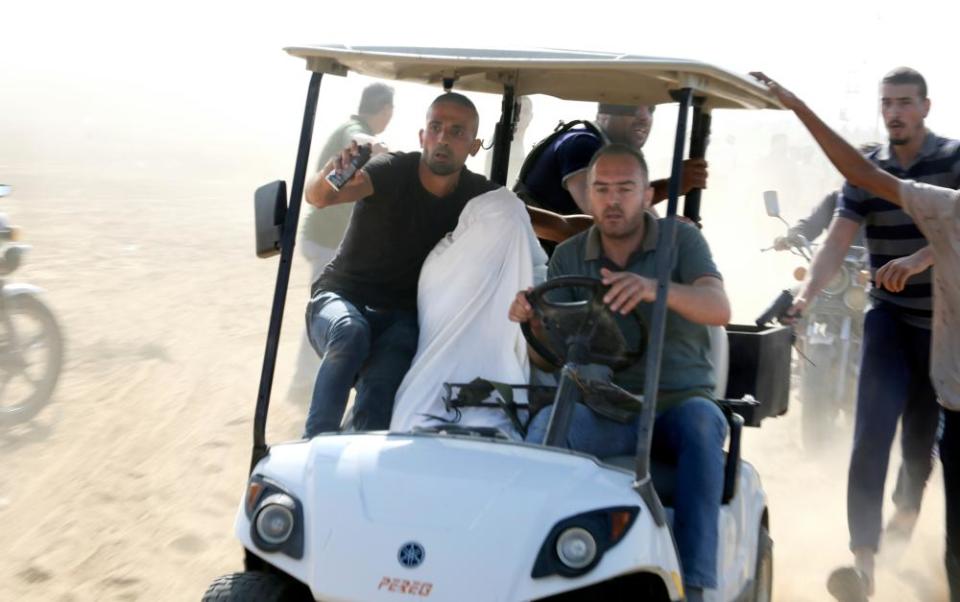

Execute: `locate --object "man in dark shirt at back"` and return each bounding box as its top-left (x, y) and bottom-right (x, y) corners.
top-left (301, 92), bottom-right (496, 437)
top-left (520, 104), bottom-right (707, 219)
top-left (773, 190), bottom-right (866, 249)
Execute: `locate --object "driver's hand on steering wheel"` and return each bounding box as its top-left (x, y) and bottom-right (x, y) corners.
top-left (600, 268), bottom-right (656, 314)
top-left (508, 288), bottom-right (535, 323)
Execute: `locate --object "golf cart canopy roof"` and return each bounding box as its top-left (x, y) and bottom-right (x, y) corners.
top-left (284, 45), bottom-right (784, 111)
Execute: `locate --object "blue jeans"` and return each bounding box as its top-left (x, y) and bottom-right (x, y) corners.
top-left (525, 397), bottom-right (727, 589)
top-left (942, 409), bottom-right (960, 602)
top-left (303, 291), bottom-right (418, 437)
top-left (848, 304), bottom-right (940, 552)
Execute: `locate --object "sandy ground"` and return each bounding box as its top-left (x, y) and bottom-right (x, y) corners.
top-left (0, 179), bottom-right (950, 601)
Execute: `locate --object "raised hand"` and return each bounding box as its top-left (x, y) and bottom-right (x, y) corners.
top-left (750, 72), bottom-right (804, 111)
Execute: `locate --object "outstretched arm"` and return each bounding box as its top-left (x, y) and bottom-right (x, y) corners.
top-left (599, 268), bottom-right (731, 326)
top-left (525, 206), bottom-right (593, 243)
top-left (304, 142), bottom-right (375, 208)
top-left (751, 72), bottom-right (903, 207)
top-left (650, 159), bottom-right (709, 204)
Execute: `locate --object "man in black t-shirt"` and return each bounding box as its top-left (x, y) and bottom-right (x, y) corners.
top-left (301, 92), bottom-right (494, 437)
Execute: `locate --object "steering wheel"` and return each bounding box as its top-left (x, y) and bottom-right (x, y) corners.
top-left (520, 276), bottom-right (646, 371)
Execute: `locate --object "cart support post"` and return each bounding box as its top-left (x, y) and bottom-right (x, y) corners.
top-left (489, 86), bottom-right (517, 185)
top-left (251, 71), bottom-right (323, 473)
top-left (633, 87), bottom-right (693, 526)
top-left (684, 100), bottom-right (711, 224)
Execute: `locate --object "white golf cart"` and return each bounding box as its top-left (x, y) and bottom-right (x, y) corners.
top-left (205, 46), bottom-right (792, 602)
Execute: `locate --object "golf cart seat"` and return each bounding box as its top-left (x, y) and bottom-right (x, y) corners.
top-left (602, 405), bottom-right (744, 506)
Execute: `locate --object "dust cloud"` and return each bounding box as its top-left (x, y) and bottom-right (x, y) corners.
top-left (0, 43), bottom-right (952, 602)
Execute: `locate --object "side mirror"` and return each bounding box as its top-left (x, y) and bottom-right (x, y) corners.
top-left (254, 181), bottom-right (287, 258)
top-left (763, 190), bottom-right (780, 218)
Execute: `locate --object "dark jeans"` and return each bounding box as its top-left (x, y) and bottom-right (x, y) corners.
top-left (848, 304), bottom-right (941, 552)
top-left (303, 291), bottom-right (418, 437)
top-left (525, 397), bottom-right (727, 589)
top-left (943, 409), bottom-right (960, 602)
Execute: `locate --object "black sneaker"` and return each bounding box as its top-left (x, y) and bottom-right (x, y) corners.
top-left (827, 567), bottom-right (869, 602)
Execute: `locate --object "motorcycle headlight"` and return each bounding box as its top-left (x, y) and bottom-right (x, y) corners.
top-left (823, 266), bottom-right (849, 296)
top-left (843, 285), bottom-right (868, 312)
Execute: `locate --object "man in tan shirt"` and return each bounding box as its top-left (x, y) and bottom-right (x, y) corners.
top-left (753, 72), bottom-right (958, 602)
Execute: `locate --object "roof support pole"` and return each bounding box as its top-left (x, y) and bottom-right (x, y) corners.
top-left (489, 85), bottom-right (516, 185)
top-left (633, 87), bottom-right (693, 527)
top-left (683, 100), bottom-right (710, 224)
top-left (251, 71), bottom-right (323, 473)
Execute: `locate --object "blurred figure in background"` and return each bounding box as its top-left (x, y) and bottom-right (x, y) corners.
top-left (288, 83), bottom-right (395, 404)
top-left (772, 190), bottom-right (866, 249)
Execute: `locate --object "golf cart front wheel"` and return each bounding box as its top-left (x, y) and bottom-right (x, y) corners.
top-left (202, 572), bottom-right (310, 602)
top-left (751, 525), bottom-right (773, 602)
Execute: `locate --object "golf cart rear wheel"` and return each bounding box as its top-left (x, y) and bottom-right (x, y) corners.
top-left (751, 525), bottom-right (773, 602)
top-left (202, 572), bottom-right (310, 602)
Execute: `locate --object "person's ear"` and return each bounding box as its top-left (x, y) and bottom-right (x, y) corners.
top-left (468, 138), bottom-right (482, 156)
top-left (921, 98), bottom-right (931, 119)
top-left (642, 184), bottom-right (654, 209)
top-left (418, 129), bottom-right (425, 149)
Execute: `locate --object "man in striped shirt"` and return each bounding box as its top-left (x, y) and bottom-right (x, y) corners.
top-left (761, 67), bottom-right (960, 598)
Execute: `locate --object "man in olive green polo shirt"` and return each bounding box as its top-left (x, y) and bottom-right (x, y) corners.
top-left (508, 143), bottom-right (731, 602)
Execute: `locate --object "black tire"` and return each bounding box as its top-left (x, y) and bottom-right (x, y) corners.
top-left (202, 572), bottom-right (311, 602)
top-left (0, 293), bottom-right (63, 425)
top-left (751, 525), bottom-right (773, 602)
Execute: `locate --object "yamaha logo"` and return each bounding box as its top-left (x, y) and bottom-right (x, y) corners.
top-left (398, 541), bottom-right (425, 569)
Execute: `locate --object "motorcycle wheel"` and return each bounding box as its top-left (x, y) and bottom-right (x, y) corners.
top-left (0, 294), bottom-right (64, 425)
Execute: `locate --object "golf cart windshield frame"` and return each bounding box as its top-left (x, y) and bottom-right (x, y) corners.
top-left (251, 47), bottom-right (782, 517)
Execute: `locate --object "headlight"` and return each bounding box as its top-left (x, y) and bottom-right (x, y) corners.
top-left (823, 266), bottom-right (849, 296)
top-left (245, 476), bottom-right (304, 559)
top-left (843, 286), bottom-right (868, 312)
top-left (555, 527), bottom-right (597, 570)
top-left (255, 497), bottom-right (296, 545)
top-left (532, 506), bottom-right (638, 579)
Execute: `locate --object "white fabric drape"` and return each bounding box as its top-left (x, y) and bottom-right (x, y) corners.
top-left (389, 188), bottom-right (548, 437)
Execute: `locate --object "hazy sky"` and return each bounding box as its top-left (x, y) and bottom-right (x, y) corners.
top-left (5, 0), bottom-right (959, 162)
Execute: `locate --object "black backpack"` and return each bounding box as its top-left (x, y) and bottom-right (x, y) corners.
top-left (512, 120), bottom-right (607, 209)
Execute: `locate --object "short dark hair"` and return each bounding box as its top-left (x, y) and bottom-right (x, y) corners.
top-left (587, 143), bottom-right (649, 185)
top-left (881, 67), bottom-right (927, 99)
top-left (358, 83), bottom-right (394, 115)
top-left (427, 92), bottom-right (480, 134)
top-left (597, 103), bottom-right (655, 116)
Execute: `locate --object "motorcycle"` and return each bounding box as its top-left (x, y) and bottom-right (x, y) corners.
top-left (0, 184), bottom-right (64, 426)
top-left (760, 191), bottom-right (868, 449)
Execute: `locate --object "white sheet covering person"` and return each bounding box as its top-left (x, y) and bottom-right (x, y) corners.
top-left (390, 188), bottom-right (548, 437)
